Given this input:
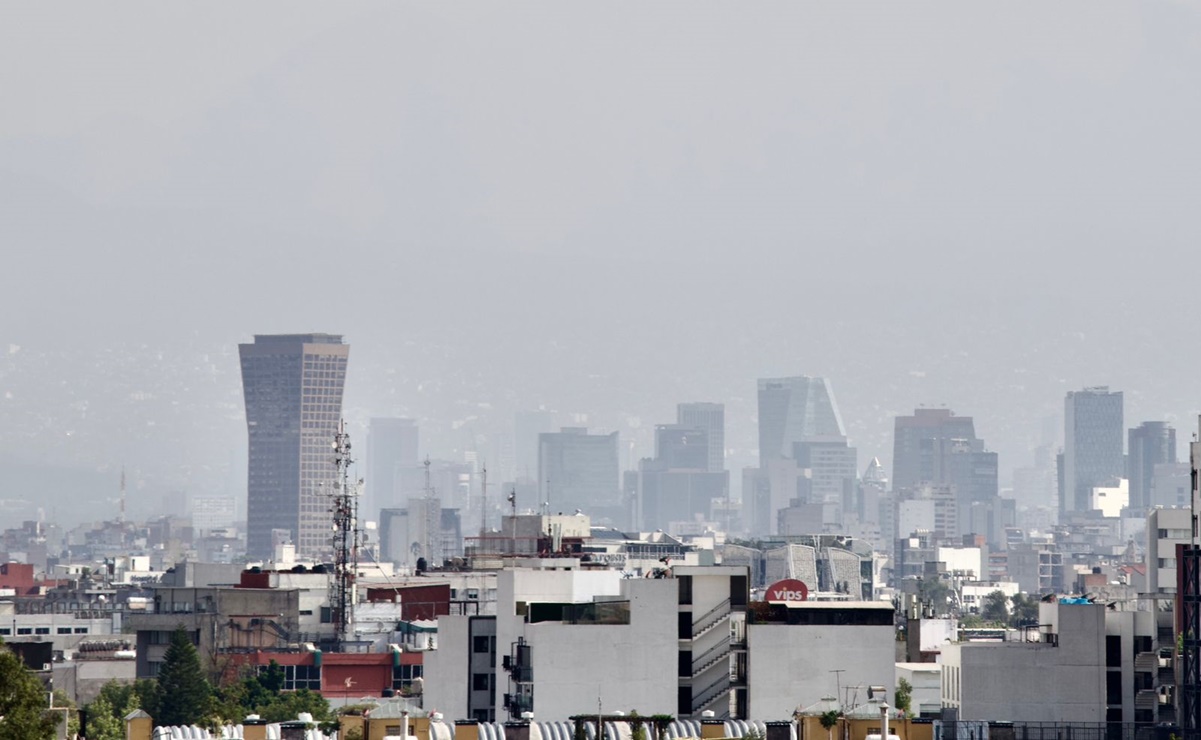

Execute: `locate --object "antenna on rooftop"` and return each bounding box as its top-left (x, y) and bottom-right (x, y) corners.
top-left (328, 419), bottom-right (360, 650)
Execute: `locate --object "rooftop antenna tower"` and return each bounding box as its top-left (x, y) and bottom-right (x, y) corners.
top-left (329, 419), bottom-right (361, 649)
top-left (118, 467), bottom-right (126, 524)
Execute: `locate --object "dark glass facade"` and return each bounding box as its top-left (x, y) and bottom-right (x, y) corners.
top-left (239, 334), bottom-right (349, 559)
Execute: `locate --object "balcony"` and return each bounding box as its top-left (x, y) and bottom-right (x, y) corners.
top-left (1135, 690), bottom-right (1159, 712)
top-left (1135, 652), bottom-right (1159, 673)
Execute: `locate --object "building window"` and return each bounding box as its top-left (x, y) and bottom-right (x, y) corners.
top-left (0, 628), bottom-right (9, 636)
top-left (472, 673), bottom-right (492, 692)
top-left (392, 663), bottom-right (423, 692)
top-left (473, 636), bottom-right (494, 654)
top-left (147, 662), bottom-right (162, 678)
top-left (34, 628), bottom-right (50, 635)
top-left (74, 628), bottom-right (88, 634)
top-left (1106, 636), bottom-right (1121, 667)
top-left (1106, 672), bottom-right (1122, 705)
top-left (57, 628), bottom-right (72, 635)
top-left (17, 628), bottom-right (32, 635)
top-left (257, 663), bottom-right (321, 691)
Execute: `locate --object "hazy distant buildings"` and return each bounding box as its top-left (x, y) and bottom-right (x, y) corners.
top-left (890, 408), bottom-right (998, 541)
top-left (1127, 421), bottom-right (1176, 514)
top-left (238, 333), bottom-right (349, 559)
top-left (676, 402), bottom-right (725, 473)
top-left (1063, 387), bottom-right (1124, 518)
top-left (892, 408), bottom-right (979, 492)
top-left (757, 376), bottom-right (844, 463)
top-left (750, 377), bottom-right (851, 535)
top-left (1012, 444), bottom-right (1057, 513)
top-left (1150, 462), bottom-right (1190, 508)
top-left (366, 418), bottom-right (419, 518)
top-left (515, 410), bottom-right (555, 482)
top-left (636, 423), bottom-right (728, 531)
top-left (190, 496), bottom-right (236, 535)
top-left (537, 428), bottom-right (620, 518)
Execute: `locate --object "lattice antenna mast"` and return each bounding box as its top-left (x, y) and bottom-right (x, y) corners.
top-left (330, 419), bottom-right (359, 649)
top-left (119, 467), bottom-right (126, 524)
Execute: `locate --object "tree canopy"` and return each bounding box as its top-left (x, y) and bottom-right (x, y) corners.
top-left (155, 627), bottom-right (212, 727)
top-left (981, 590), bottom-right (1009, 623)
top-left (1009, 593), bottom-right (1041, 628)
top-left (894, 678), bottom-right (912, 715)
top-left (209, 661), bottom-right (332, 726)
top-left (85, 680), bottom-right (153, 740)
top-left (0, 641), bottom-right (60, 740)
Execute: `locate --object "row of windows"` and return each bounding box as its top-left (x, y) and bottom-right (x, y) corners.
top-left (0, 627), bottom-right (89, 636)
top-left (1158, 528), bottom-right (1191, 539)
top-left (257, 664), bottom-right (321, 691)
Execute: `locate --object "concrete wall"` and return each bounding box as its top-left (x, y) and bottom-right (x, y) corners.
top-left (425, 615), bottom-right (471, 720)
top-left (895, 663), bottom-right (941, 717)
top-left (747, 608), bottom-right (896, 720)
top-left (527, 578), bottom-right (678, 718)
top-left (942, 604), bottom-right (1107, 723)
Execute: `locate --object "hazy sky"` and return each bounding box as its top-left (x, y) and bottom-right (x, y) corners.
top-left (3, 3), bottom-right (1201, 521)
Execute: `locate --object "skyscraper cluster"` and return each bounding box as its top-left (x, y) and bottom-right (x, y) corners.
top-left (235, 334), bottom-right (1183, 569)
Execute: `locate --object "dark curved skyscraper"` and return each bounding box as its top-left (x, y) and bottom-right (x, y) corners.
top-left (239, 334), bottom-right (349, 560)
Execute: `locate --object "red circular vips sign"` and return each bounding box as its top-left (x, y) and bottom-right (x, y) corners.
top-left (766, 578), bottom-right (809, 602)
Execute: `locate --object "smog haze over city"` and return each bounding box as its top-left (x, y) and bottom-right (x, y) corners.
top-left (2, 2), bottom-right (1201, 527)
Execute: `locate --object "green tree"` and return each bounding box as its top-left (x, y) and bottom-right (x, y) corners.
top-left (86, 681), bottom-right (144, 740)
top-left (1009, 594), bottom-right (1040, 628)
top-left (50, 690), bottom-right (79, 739)
top-left (819, 710), bottom-right (841, 740)
top-left (85, 693), bottom-right (123, 740)
top-left (256, 689), bottom-right (331, 724)
top-left (894, 678), bottom-right (912, 716)
top-left (981, 591), bottom-right (1009, 623)
top-left (0, 641), bottom-right (60, 740)
top-left (155, 626), bottom-right (212, 727)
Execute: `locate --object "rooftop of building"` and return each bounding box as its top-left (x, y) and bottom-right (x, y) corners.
top-left (250, 333), bottom-right (344, 344)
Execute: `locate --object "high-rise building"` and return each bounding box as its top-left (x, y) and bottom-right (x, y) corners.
top-left (750, 377), bottom-right (849, 536)
top-left (239, 334), bottom-right (349, 560)
top-left (367, 418), bottom-right (419, 518)
top-left (1063, 387), bottom-right (1124, 517)
top-left (891, 408), bottom-right (998, 542)
top-left (756, 377), bottom-right (844, 464)
top-left (1127, 421), bottom-right (1176, 514)
top-left (892, 408), bottom-right (979, 492)
top-left (537, 428), bottom-right (620, 517)
top-left (636, 424), bottom-right (728, 530)
top-left (654, 425), bottom-right (709, 470)
top-left (676, 402), bottom-right (725, 473)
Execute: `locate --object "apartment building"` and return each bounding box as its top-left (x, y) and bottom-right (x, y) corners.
top-left (424, 559), bottom-right (898, 722)
top-left (940, 601), bottom-right (1172, 726)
